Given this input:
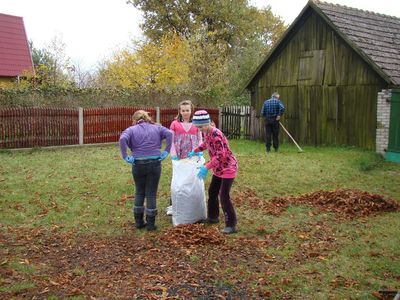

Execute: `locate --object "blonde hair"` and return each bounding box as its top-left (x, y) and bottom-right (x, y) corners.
top-left (132, 110), bottom-right (154, 124)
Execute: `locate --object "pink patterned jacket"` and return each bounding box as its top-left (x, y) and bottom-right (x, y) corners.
top-left (170, 120), bottom-right (202, 159)
top-left (195, 128), bottom-right (238, 178)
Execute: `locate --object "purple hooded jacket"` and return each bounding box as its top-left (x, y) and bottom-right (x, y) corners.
top-left (119, 121), bottom-right (172, 159)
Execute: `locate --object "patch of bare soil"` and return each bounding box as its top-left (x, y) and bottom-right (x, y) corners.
top-left (234, 188), bottom-right (399, 219)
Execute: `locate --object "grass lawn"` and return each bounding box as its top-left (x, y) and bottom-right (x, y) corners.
top-left (0, 140), bottom-right (399, 299)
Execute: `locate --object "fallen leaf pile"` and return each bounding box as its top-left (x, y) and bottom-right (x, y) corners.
top-left (234, 189), bottom-right (291, 216)
top-left (234, 188), bottom-right (399, 219)
top-left (160, 224), bottom-right (226, 248)
top-left (295, 189), bottom-right (399, 218)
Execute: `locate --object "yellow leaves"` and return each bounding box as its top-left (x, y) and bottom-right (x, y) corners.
top-left (101, 33), bottom-right (192, 92)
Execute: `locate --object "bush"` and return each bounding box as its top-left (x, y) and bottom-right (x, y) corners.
top-left (0, 87), bottom-right (225, 108)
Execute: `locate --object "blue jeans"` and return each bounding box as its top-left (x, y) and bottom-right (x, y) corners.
top-left (132, 159), bottom-right (161, 216)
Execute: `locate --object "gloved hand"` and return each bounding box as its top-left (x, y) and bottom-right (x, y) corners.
top-left (197, 165), bottom-right (208, 180)
top-left (124, 156), bottom-right (135, 164)
top-left (188, 151), bottom-right (202, 158)
top-left (171, 155), bottom-right (179, 161)
top-left (159, 151), bottom-right (169, 161)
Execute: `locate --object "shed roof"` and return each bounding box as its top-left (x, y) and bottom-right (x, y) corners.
top-left (0, 13), bottom-right (34, 77)
top-left (245, 0), bottom-right (400, 89)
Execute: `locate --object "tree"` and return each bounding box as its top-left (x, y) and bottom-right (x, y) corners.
top-left (71, 62), bottom-right (97, 88)
top-left (45, 34), bottom-right (74, 87)
top-left (127, 0), bottom-right (287, 104)
top-left (127, 0), bottom-right (285, 50)
top-left (18, 35), bottom-right (74, 88)
top-left (97, 34), bottom-right (192, 92)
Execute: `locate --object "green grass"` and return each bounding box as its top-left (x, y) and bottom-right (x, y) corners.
top-left (0, 281), bottom-right (36, 293)
top-left (1, 140), bottom-right (399, 298)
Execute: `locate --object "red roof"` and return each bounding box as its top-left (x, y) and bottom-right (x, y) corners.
top-left (0, 13), bottom-right (34, 77)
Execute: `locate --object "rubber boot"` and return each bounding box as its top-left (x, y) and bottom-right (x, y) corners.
top-left (221, 226), bottom-right (237, 234)
top-left (205, 217), bottom-right (220, 224)
top-left (146, 215), bottom-right (157, 231)
top-left (134, 213), bottom-right (146, 229)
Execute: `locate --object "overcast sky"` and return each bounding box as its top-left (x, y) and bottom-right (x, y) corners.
top-left (1, 0), bottom-right (399, 71)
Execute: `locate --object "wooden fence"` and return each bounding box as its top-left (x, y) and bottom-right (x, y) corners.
top-left (0, 107), bottom-right (220, 149)
top-left (220, 106), bottom-right (252, 139)
top-left (0, 107), bottom-right (79, 149)
top-left (83, 107), bottom-right (156, 144)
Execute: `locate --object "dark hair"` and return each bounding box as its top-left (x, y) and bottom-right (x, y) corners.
top-left (176, 100), bottom-right (194, 122)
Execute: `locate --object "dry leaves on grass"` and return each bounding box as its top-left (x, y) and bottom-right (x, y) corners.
top-left (160, 224), bottom-right (226, 248)
top-left (234, 188), bottom-right (399, 219)
top-left (0, 226), bottom-right (251, 299)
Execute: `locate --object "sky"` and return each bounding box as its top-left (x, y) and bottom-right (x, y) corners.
top-left (1, 0), bottom-right (399, 72)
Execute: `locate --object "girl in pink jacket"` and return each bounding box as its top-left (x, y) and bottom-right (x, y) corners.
top-left (170, 100), bottom-right (203, 160)
top-left (189, 110), bottom-right (238, 234)
top-left (166, 100), bottom-right (203, 216)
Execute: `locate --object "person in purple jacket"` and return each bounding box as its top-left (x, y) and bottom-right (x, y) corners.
top-left (119, 110), bottom-right (172, 231)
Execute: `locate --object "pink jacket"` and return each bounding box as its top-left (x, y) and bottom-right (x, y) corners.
top-left (195, 128), bottom-right (238, 178)
top-left (170, 120), bottom-right (202, 159)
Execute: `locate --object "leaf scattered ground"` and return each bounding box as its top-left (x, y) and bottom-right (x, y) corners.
top-left (1, 188), bottom-right (398, 299)
top-left (234, 188), bottom-right (399, 219)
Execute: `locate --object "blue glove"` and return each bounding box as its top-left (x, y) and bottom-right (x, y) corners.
top-left (159, 151), bottom-right (169, 161)
top-left (171, 155), bottom-right (179, 161)
top-left (197, 152), bottom-right (203, 157)
top-left (197, 165), bottom-right (208, 180)
top-left (188, 151), bottom-right (196, 158)
top-left (124, 156), bottom-right (135, 164)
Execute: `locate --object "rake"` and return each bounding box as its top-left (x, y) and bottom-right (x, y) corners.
top-left (279, 122), bottom-right (304, 153)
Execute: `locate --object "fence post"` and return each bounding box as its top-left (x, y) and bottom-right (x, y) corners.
top-left (250, 108), bottom-right (255, 140)
top-left (218, 107), bottom-right (222, 130)
top-left (79, 107), bottom-right (84, 145)
top-left (156, 107), bottom-right (160, 124)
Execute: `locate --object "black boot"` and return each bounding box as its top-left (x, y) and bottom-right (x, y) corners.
top-left (134, 213), bottom-right (146, 229)
top-left (205, 217), bottom-right (220, 224)
top-left (146, 215), bottom-right (157, 231)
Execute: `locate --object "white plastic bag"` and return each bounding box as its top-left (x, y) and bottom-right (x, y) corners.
top-left (171, 156), bottom-right (207, 226)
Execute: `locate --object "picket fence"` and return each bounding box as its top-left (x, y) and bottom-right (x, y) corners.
top-left (0, 107), bottom-right (220, 149)
top-left (220, 106), bottom-right (252, 139)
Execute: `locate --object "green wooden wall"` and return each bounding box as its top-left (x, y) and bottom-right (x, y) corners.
top-left (250, 9), bottom-right (387, 149)
top-left (387, 90), bottom-right (400, 162)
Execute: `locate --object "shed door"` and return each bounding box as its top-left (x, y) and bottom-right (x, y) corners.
top-left (388, 90), bottom-right (400, 153)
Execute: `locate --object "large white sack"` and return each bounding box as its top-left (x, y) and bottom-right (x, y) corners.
top-left (171, 156), bottom-right (207, 226)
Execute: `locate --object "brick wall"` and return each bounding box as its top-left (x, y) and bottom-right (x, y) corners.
top-left (376, 89), bottom-right (391, 155)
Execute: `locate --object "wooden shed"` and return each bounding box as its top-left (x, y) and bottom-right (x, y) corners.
top-left (245, 0), bottom-right (400, 150)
